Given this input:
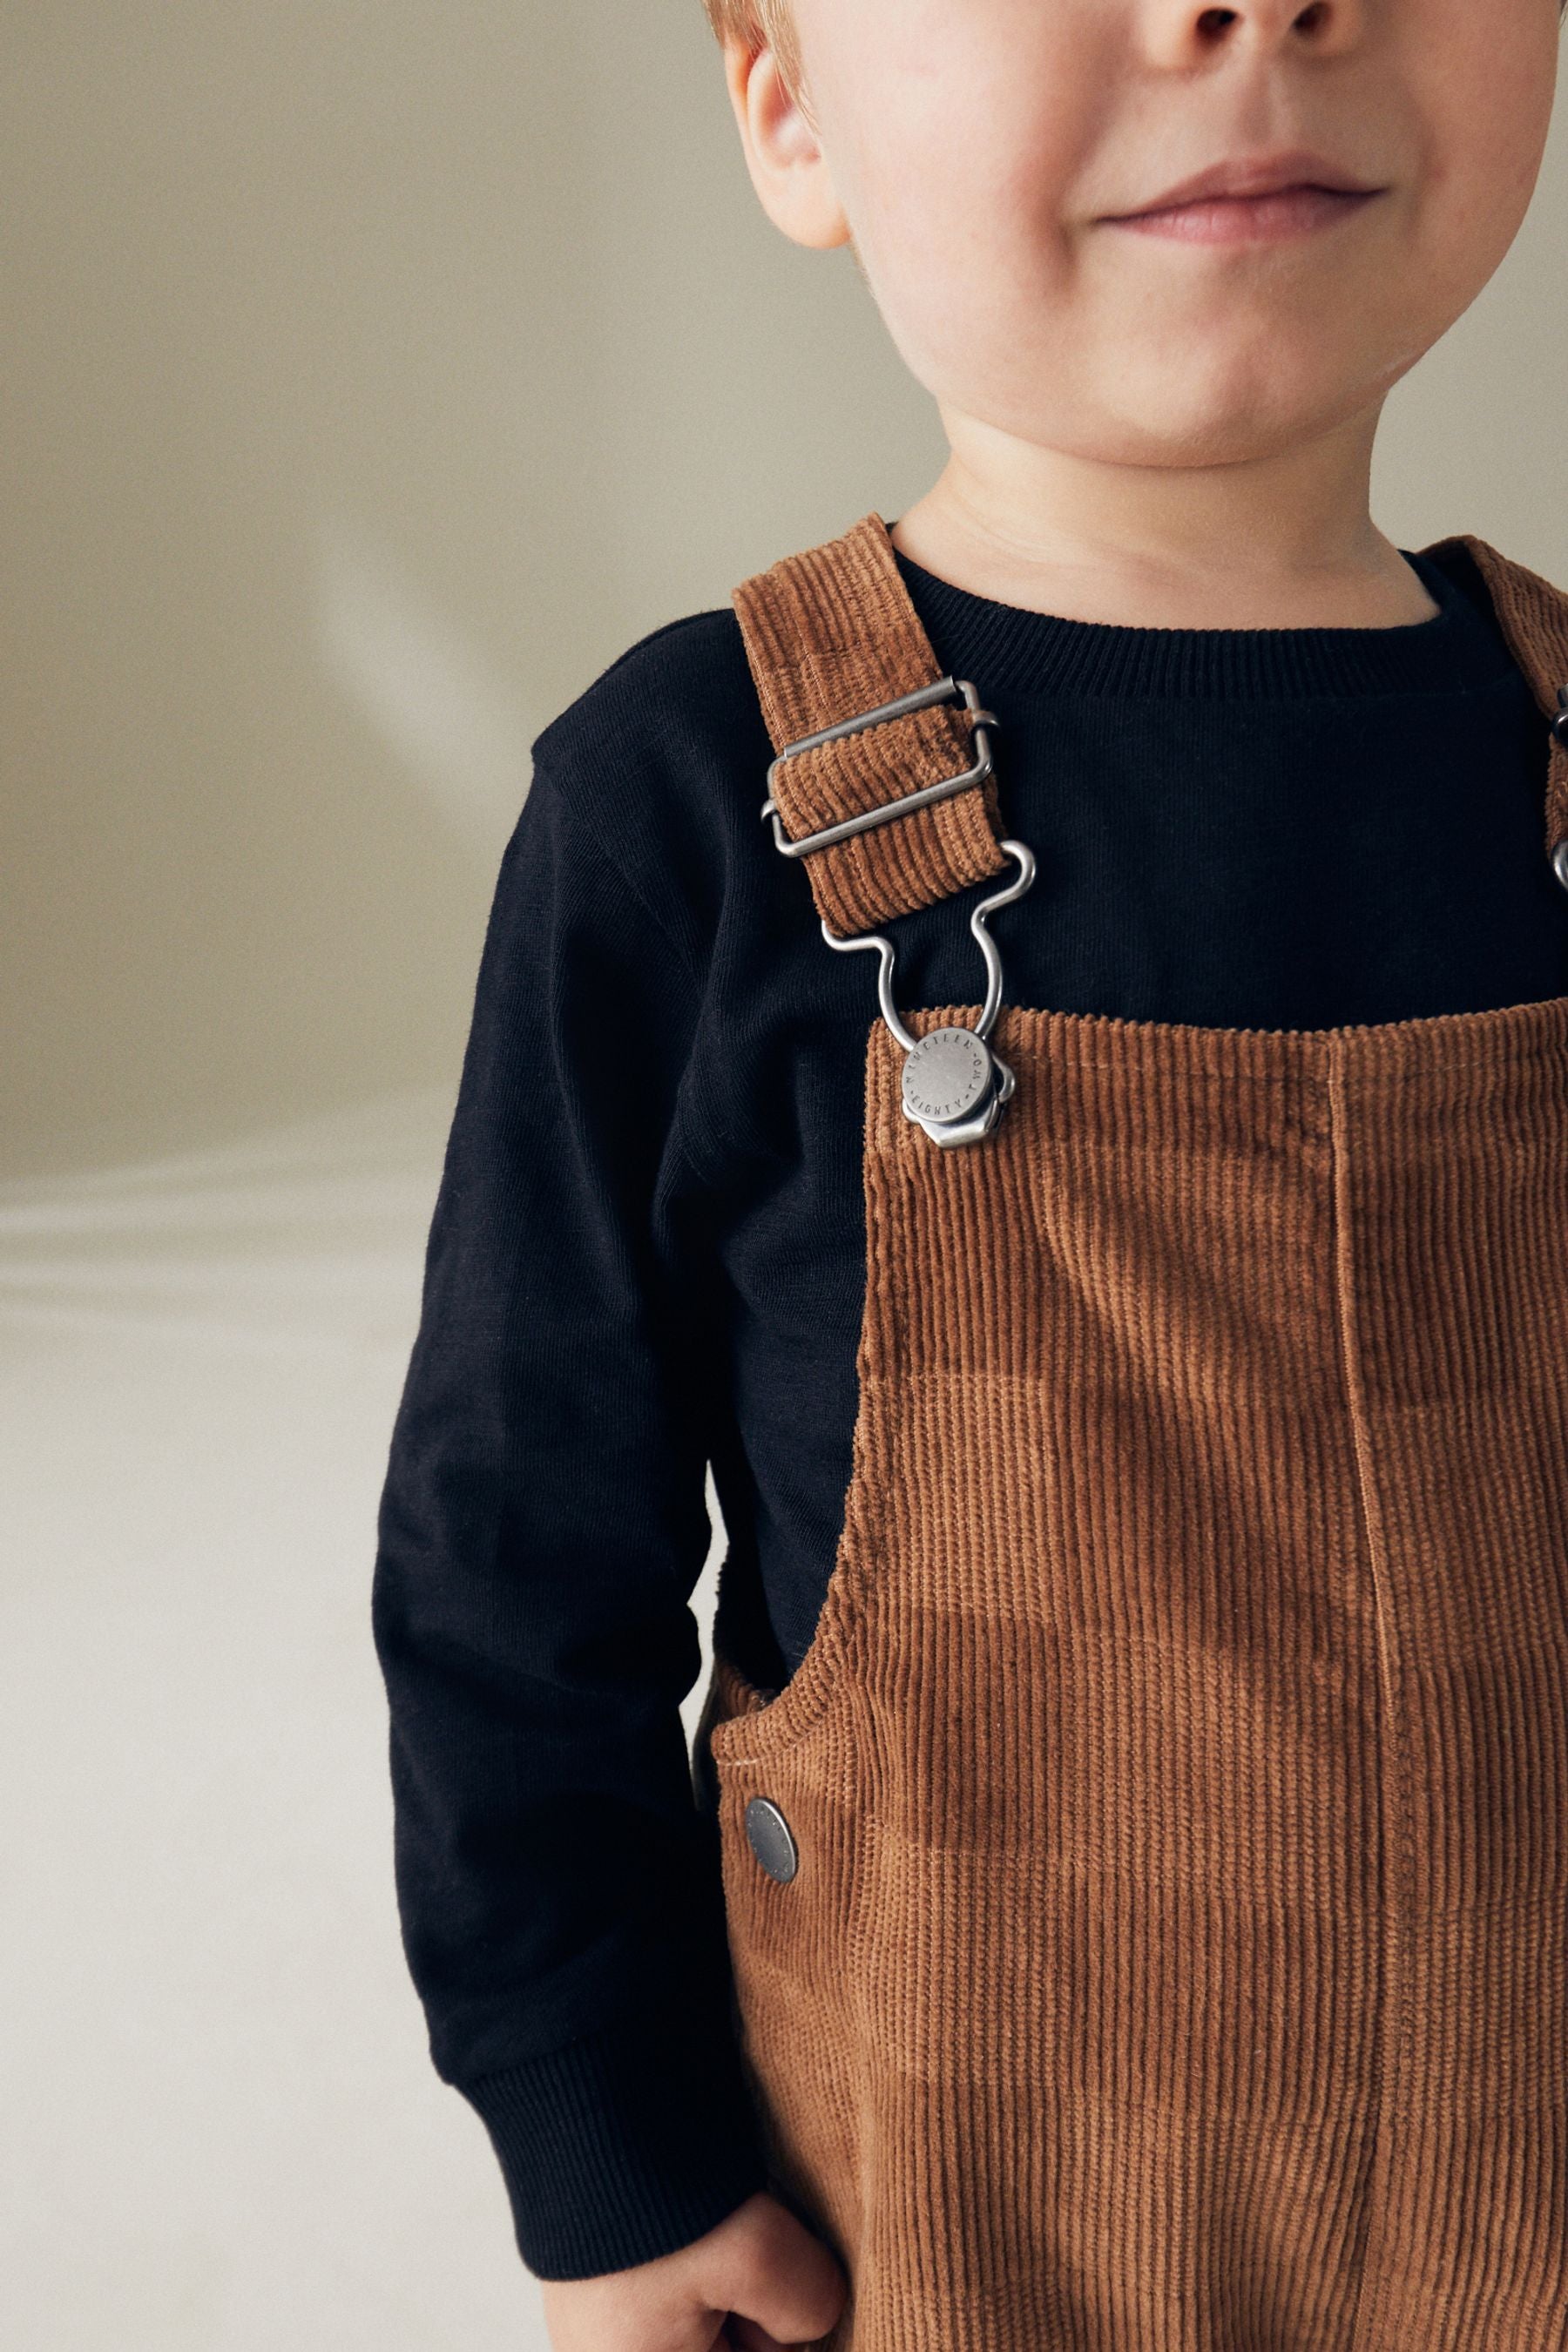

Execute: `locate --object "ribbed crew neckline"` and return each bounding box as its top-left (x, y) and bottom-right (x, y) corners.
top-left (889, 540), bottom-right (1522, 701)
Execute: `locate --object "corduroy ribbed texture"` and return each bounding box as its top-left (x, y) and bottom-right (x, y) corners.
top-left (694, 517), bottom-right (1568, 2348)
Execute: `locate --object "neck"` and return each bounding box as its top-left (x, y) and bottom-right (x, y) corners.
top-left (891, 400), bottom-right (1436, 630)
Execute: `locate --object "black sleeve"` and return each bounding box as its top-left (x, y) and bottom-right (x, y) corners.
top-left (370, 747), bottom-right (768, 2279)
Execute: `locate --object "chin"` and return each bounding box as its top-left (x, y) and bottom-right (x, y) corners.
top-left (1106, 349), bottom-right (1378, 462)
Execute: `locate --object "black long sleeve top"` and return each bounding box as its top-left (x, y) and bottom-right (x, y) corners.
top-left (371, 534), bottom-right (1565, 2282)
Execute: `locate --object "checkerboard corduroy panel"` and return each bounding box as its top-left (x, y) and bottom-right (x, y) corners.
top-left (700, 1001), bottom-right (1568, 2348)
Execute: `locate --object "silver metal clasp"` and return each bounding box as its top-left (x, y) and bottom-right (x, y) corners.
top-left (759, 672), bottom-right (1037, 1146)
top-left (816, 843), bottom-right (1037, 1146)
top-left (1551, 686), bottom-right (1568, 894)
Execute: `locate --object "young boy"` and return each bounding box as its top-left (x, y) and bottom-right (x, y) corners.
top-left (372, 3), bottom-right (1568, 2346)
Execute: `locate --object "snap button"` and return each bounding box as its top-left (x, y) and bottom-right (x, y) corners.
top-left (744, 1795), bottom-right (799, 1883)
top-left (1552, 835), bottom-right (1568, 896)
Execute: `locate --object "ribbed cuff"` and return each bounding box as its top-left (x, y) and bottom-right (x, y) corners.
top-left (461, 2002), bottom-right (772, 2281)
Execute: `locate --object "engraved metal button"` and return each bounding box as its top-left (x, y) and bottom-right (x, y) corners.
top-left (902, 1025), bottom-right (996, 1127)
top-left (744, 1795), bottom-right (799, 1883)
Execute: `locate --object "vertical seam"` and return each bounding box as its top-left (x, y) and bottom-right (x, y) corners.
top-left (1328, 1035), bottom-right (1409, 2349)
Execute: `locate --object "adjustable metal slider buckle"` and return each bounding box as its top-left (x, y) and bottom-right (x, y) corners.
top-left (1550, 687), bottom-right (1568, 894)
top-left (760, 674), bottom-right (1037, 1147)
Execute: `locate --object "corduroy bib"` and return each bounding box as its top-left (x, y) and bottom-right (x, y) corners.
top-left (692, 514), bottom-right (1568, 2349)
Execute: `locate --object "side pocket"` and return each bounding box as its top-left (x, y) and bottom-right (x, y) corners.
top-left (690, 1643), bottom-right (775, 1818)
top-left (704, 1634), bottom-right (869, 2307)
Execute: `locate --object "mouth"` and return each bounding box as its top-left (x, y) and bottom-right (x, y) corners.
top-left (1099, 149), bottom-right (1387, 246)
top-left (1102, 182), bottom-right (1382, 247)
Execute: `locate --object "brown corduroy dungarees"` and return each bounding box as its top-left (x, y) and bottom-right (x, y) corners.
top-left (691, 514), bottom-right (1568, 2350)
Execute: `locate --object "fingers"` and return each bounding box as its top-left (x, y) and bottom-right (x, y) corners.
top-left (719, 2204), bottom-right (848, 2349)
top-left (536, 2188), bottom-right (848, 2352)
top-left (726, 2317), bottom-right (795, 2351)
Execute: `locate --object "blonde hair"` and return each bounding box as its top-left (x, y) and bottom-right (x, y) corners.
top-left (699, 2), bottom-right (804, 106)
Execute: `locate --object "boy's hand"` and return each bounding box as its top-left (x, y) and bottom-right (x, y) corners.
top-left (537, 2188), bottom-right (849, 2351)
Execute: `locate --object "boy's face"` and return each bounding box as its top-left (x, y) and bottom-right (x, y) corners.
top-left (738, 0), bottom-right (1559, 472)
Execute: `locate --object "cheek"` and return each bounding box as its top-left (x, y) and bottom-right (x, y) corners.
top-left (1397, 25), bottom-right (1558, 330)
top-left (1443, 78), bottom-right (1554, 247)
top-left (849, 136), bottom-right (1072, 396)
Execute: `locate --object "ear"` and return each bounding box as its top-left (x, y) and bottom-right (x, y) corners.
top-left (720, 37), bottom-right (852, 252)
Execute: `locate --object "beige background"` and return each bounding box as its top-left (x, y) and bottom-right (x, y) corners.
top-left (3, 7), bottom-right (1565, 2348)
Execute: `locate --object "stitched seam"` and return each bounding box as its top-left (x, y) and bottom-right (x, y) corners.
top-left (1328, 1037), bottom-right (1401, 2349)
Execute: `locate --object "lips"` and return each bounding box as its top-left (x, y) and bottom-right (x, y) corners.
top-left (1111, 148), bottom-right (1382, 220)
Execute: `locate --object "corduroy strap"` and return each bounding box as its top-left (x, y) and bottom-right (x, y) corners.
top-left (733, 514), bottom-right (1568, 927)
top-left (732, 512), bottom-right (1010, 935)
top-left (1426, 534), bottom-right (1568, 862)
